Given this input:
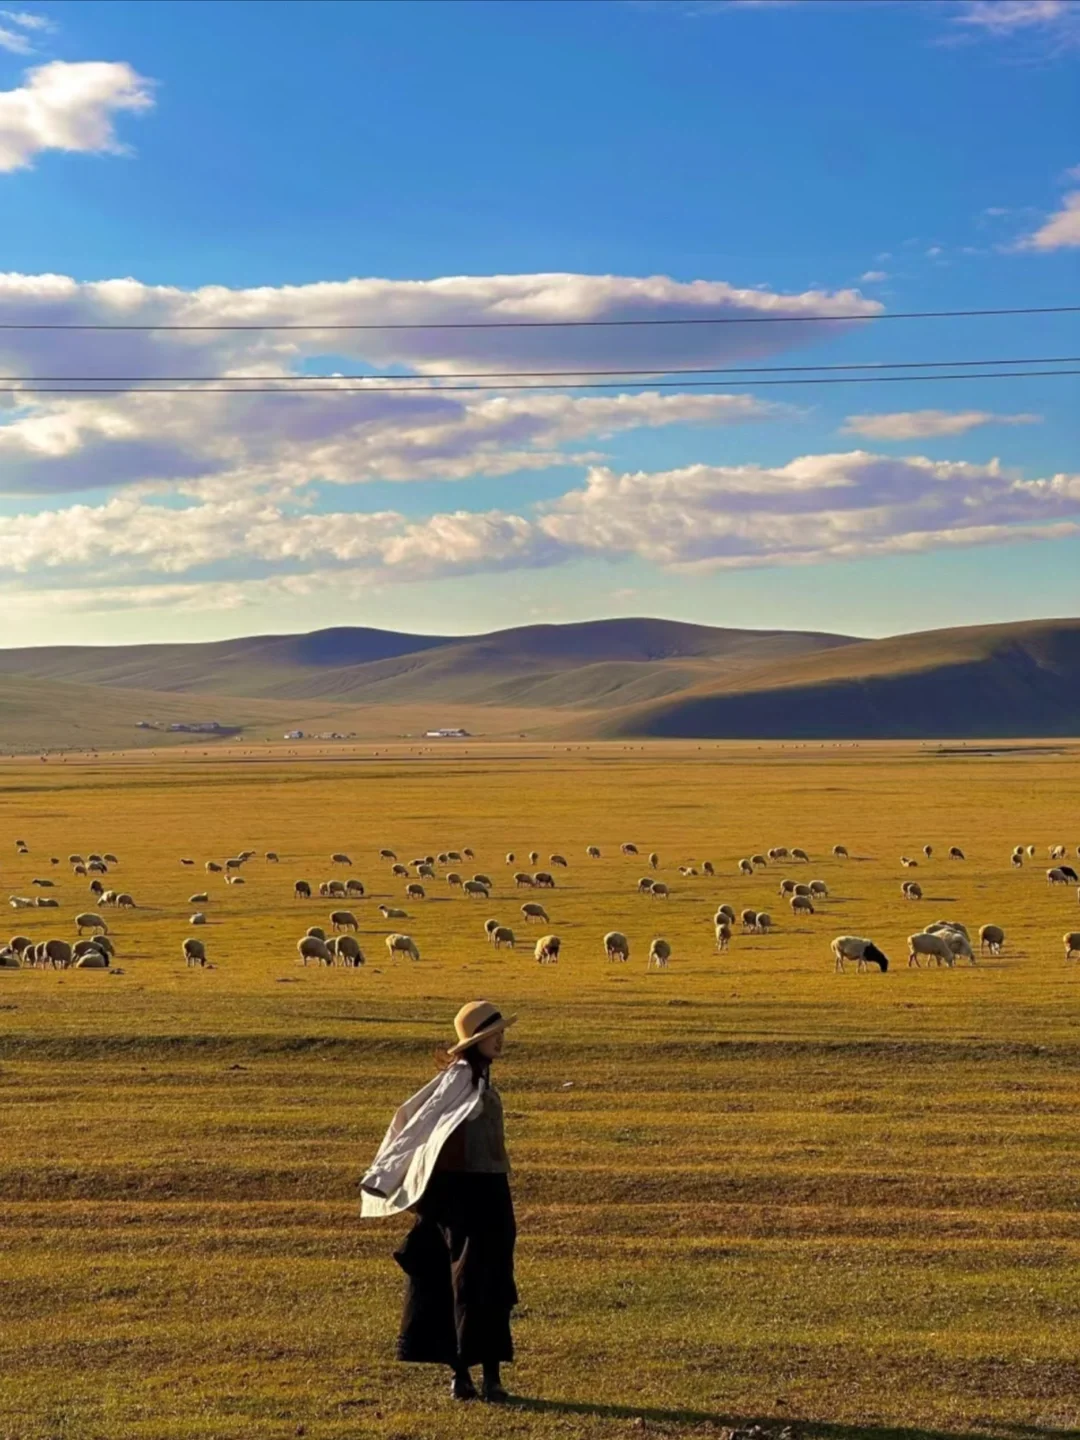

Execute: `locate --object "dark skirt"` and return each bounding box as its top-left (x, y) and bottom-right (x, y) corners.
top-left (394, 1171), bottom-right (517, 1367)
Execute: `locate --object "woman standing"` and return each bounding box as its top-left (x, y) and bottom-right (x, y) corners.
top-left (361, 1000), bottom-right (518, 1403)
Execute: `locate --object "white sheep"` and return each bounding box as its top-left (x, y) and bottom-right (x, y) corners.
top-left (751, 854), bottom-right (767, 868)
top-left (535, 934), bottom-right (561, 964)
top-left (189, 892), bottom-right (209, 904)
top-left (446, 872), bottom-right (463, 887)
top-left (637, 876), bottom-right (655, 894)
top-left (331, 852), bottom-right (352, 866)
top-left (492, 926), bottom-right (515, 950)
top-left (832, 845), bottom-right (849, 859)
top-left (550, 854), bottom-right (568, 868)
top-left (75, 951), bottom-right (109, 969)
top-left (714, 921), bottom-right (731, 952)
top-left (714, 904), bottom-right (736, 925)
top-left (903, 880), bottom-right (923, 900)
top-left (621, 843), bottom-right (639, 856)
top-left (405, 883), bottom-right (426, 901)
top-left (463, 880), bottom-right (489, 898)
top-left (385, 933), bottom-right (420, 962)
top-left (330, 935), bottom-right (364, 966)
top-left (809, 880), bottom-right (828, 899)
top-left (740, 907), bottom-right (758, 932)
top-left (755, 912), bottom-right (772, 934)
top-left (649, 852), bottom-right (659, 870)
top-left (75, 912), bottom-right (108, 935)
top-left (647, 937), bottom-right (671, 969)
top-left (831, 936), bottom-right (889, 973)
top-left (586, 846), bottom-right (601, 859)
top-left (738, 858), bottom-right (754, 876)
top-left (330, 910), bottom-right (359, 931)
top-left (791, 848), bottom-right (810, 863)
top-left (298, 936), bottom-right (334, 966)
top-left (183, 938), bottom-right (207, 967)
top-left (378, 904), bottom-right (407, 920)
top-left (190, 912), bottom-right (208, 925)
top-left (949, 847), bottom-right (965, 860)
top-left (514, 872), bottom-right (535, 888)
top-left (521, 902), bottom-right (549, 923)
top-left (650, 881), bottom-right (669, 899)
top-left (907, 932), bottom-right (954, 968)
top-left (604, 931), bottom-right (629, 962)
top-left (1047, 868), bottom-right (1068, 885)
top-left (778, 878), bottom-right (796, 897)
top-left (8, 896), bottom-right (34, 910)
top-left (979, 924), bottom-right (1004, 956)
top-left (345, 878), bottom-right (365, 896)
top-left (1064, 931), bottom-right (1080, 961)
top-left (790, 895), bottom-right (815, 916)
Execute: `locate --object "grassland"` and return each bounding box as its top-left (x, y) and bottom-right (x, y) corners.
top-left (2, 741), bottom-right (1080, 1440)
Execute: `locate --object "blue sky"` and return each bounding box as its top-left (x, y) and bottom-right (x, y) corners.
top-left (0, 0), bottom-right (1077, 644)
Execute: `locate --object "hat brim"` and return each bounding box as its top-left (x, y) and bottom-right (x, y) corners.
top-left (447, 1013), bottom-right (517, 1056)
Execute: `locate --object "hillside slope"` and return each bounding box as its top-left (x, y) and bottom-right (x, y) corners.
top-left (597, 619), bottom-right (1080, 739)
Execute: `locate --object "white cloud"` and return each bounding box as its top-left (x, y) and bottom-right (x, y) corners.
top-left (841, 410), bottom-right (1042, 440)
top-left (1020, 186), bottom-right (1080, 249)
top-left (0, 61), bottom-right (153, 172)
top-left (0, 8), bottom-right (50, 53)
top-left (859, 270), bottom-right (888, 282)
top-left (0, 24), bottom-right (32, 53)
top-left (953, 0), bottom-right (1075, 32)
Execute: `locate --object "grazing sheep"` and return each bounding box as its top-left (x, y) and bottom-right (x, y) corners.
top-left (832, 936), bottom-right (889, 973)
top-left (793, 883), bottom-right (811, 898)
top-left (385, 933), bottom-right (420, 962)
top-left (1047, 868), bottom-right (1068, 886)
top-left (330, 910), bottom-right (359, 932)
top-left (446, 873), bottom-right (463, 887)
top-left (326, 880), bottom-right (347, 897)
top-left (189, 892), bottom-right (209, 904)
top-left (637, 876), bottom-right (654, 894)
top-left (75, 951), bottom-right (109, 970)
top-left (379, 849), bottom-right (397, 861)
top-left (68, 854), bottom-right (84, 866)
top-left (115, 893), bottom-right (136, 908)
top-left (206, 861), bottom-right (223, 873)
top-left (738, 859), bottom-right (754, 876)
top-left (484, 919), bottom-right (500, 941)
top-left (907, 932), bottom-right (954, 969)
top-left (438, 854), bottom-right (449, 866)
top-left (505, 853), bottom-right (515, 865)
top-left (298, 936), bottom-right (334, 966)
top-left (740, 907), bottom-right (758, 932)
top-left (586, 846), bottom-right (601, 859)
top-left (778, 878), bottom-right (796, 897)
top-left (702, 861), bottom-right (715, 877)
top-left (528, 852), bottom-right (539, 864)
top-left (190, 912), bottom-right (207, 925)
top-left (809, 880), bottom-right (828, 899)
top-left (604, 931), bottom-right (630, 962)
top-left (72, 864), bottom-right (87, 876)
top-left (949, 847), bottom-right (965, 860)
top-left (225, 875), bottom-right (245, 886)
top-left (521, 902), bottom-right (549, 924)
top-left (417, 864), bottom-right (435, 880)
top-left (31, 878), bottom-right (55, 888)
top-left (1050, 845), bottom-right (1066, 860)
top-left (790, 895), bottom-right (815, 916)
top-left (979, 924), bottom-right (1005, 956)
top-left (463, 849), bottom-right (475, 860)
top-left (472, 873), bottom-right (493, 888)
top-left (181, 858), bottom-right (195, 866)
top-left (678, 866), bottom-right (697, 878)
top-left (306, 926), bottom-right (327, 940)
top-left (378, 904), bottom-right (407, 920)
top-left (405, 884), bottom-right (426, 902)
top-left (926, 919), bottom-right (970, 939)
top-left (331, 935), bottom-right (365, 966)
top-left (714, 921), bottom-right (732, 952)
top-left (534, 872), bottom-right (555, 889)
top-left (266, 852), bottom-right (279, 862)
top-left (942, 930), bottom-right (976, 964)
top-left (447, 852), bottom-right (463, 863)
top-left (75, 912), bottom-right (108, 935)
top-left (650, 882), bottom-right (669, 899)
top-left (345, 878), bottom-right (365, 896)
top-left (184, 938), bottom-right (208, 967)
top-left (35, 897), bottom-right (59, 909)
top-left (391, 864), bottom-right (409, 879)
top-left (514, 872), bottom-right (535, 888)
top-left (535, 934), bottom-right (561, 964)
top-left (903, 881), bottom-right (923, 900)
top-left (649, 852), bottom-right (659, 870)
top-left (716, 903), bottom-right (736, 923)
top-left (1011, 854), bottom-right (1023, 869)
top-left (87, 854), bottom-right (104, 865)
top-left (331, 852), bottom-right (352, 866)
top-left (294, 881), bottom-right (311, 899)
top-left (832, 845), bottom-right (849, 859)
top-left (550, 855), bottom-right (568, 868)
top-left (463, 880), bottom-right (489, 898)
top-left (1059, 865), bottom-right (1080, 883)
top-left (755, 912), bottom-right (772, 934)
top-left (647, 938), bottom-right (671, 969)
top-left (8, 936), bottom-right (32, 955)
top-left (1064, 932), bottom-right (1080, 961)
top-left (8, 896), bottom-right (34, 910)
top-left (73, 936), bottom-right (113, 959)
top-left (43, 939), bottom-right (73, 969)
top-left (751, 854), bottom-right (767, 868)
top-left (901, 857), bottom-right (918, 868)
top-left (492, 926), bottom-right (515, 950)
top-left (621, 843), bottom-right (639, 856)
top-left (1027, 845), bottom-right (1037, 857)
top-left (791, 848), bottom-right (810, 863)
top-left (923, 845), bottom-right (933, 859)
top-left (98, 891), bottom-right (117, 906)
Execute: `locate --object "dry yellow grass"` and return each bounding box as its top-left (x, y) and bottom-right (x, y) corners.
top-left (2, 740), bottom-right (1080, 1440)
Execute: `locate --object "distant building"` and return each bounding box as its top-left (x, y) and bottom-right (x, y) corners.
top-left (284, 730), bottom-right (305, 740)
top-left (425, 728), bottom-right (470, 738)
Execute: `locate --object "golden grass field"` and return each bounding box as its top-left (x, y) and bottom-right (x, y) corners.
top-left (2, 740), bottom-right (1080, 1440)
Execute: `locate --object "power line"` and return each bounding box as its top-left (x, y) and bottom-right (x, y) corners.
top-left (6, 368), bottom-right (1079, 394)
top-left (0, 303), bottom-right (1078, 332)
top-left (4, 354), bottom-right (1078, 382)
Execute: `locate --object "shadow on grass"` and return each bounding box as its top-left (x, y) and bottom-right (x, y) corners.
top-left (510, 1397), bottom-right (1080, 1440)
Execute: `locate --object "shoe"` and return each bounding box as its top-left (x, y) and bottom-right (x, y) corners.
top-left (481, 1382), bottom-right (510, 1404)
top-left (450, 1372), bottom-right (477, 1401)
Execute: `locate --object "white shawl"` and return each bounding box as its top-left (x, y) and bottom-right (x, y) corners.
top-left (360, 1059), bottom-right (485, 1218)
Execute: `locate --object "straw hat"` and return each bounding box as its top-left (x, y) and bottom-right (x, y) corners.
top-left (447, 999), bottom-right (517, 1056)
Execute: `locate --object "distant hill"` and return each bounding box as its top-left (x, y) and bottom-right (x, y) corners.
top-left (596, 619), bottom-right (1080, 739)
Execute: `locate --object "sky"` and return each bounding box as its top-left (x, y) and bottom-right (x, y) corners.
top-left (0, 0), bottom-right (1077, 646)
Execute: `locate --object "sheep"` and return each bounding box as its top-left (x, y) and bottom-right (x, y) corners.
top-left (1060, 865), bottom-right (1080, 883)
top-left (521, 902), bottom-right (549, 923)
top-left (1065, 932), bottom-right (1080, 961)
top-left (8, 896), bottom-right (34, 910)
top-left (740, 907), bottom-right (758, 932)
top-left (306, 926), bottom-right (327, 940)
top-left (930, 919), bottom-right (970, 938)
top-left (778, 878), bottom-right (796, 897)
top-left (31, 878), bottom-right (55, 888)
top-left (809, 880), bottom-right (828, 899)
top-left (550, 855), bottom-right (568, 868)
top-left (181, 858), bottom-right (195, 867)
top-left (115, 893), bottom-right (136, 908)
top-left (534, 872), bottom-right (556, 889)
top-left (793, 883), bottom-right (811, 898)
top-left (472, 873), bottom-right (493, 888)
top-left (649, 852), bottom-right (659, 870)
top-left (417, 864), bottom-right (435, 880)
top-left (637, 876), bottom-right (654, 894)
top-left (331, 852), bottom-right (352, 867)
top-left (298, 936), bottom-right (334, 966)
top-left (463, 848), bottom-right (475, 860)
top-left (949, 847), bottom-right (965, 860)
top-left (74, 950), bottom-right (109, 969)
top-left (755, 912), bottom-right (772, 934)
top-left (184, 938), bottom-right (208, 967)
top-left (0, 950), bottom-right (21, 969)
top-left (751, 854), bottom-right (768, 868)
top-left (492, 926), bottom-right (515, 950)
top-left (1027, 844), bottom-right (1037, 857)
top-left (484, 919), bottom-right (501, 941)
top-left (345, 878), bottom-right (365, 896)
top-left (189, 912), bottom-right (207, 925)
top-left (831, 936), bottom-right (889, 973)
top-left (385, 933), bottom-right (420, 962)
top-left (907, 932), bottom-right (954, 969)
top-left (923, 845), bottom-right (933, 859)
top-left (73, 936), bottom-right (113, 960)
top-left (621, 843), bottom-right (639, 856)
top-left (1050, 845), bottom-right (1066, 860)
top-left (791, 848), bottom-right (810, 863)
top-left (206, 861), bottom-right (223, 873)
top-left (330, 910), bottom-right (359, 932)
top-left (378, 905), bottom-right (407, 920)
top-left (650, 882), bottom-right (670, 899)
top-left (266, 852), bottom-right (279, 863)
top-left (901, 857), bottom-right (918, 869)
top-left (586, 846), bottom-right (601, 859)
top-left (790, 895), bottom-right (815, 916)
top-left (446, 873), bottom-right (464, 887)
top-left (647, 938), bottom-right (671, 969)
top-left (527, 851), bottom-right (539, 864)
top-left (767, 847), bottom-right (785, 861)
top-left (225, 875), bottom-right (245, 887)
top-left (1047, 868), bottom-right (1068, 886)
top-left (325, 880), bottom-right (346, 897)
top-left (293, 881), bottom-right (312, 900)
top-left (714, 921), bottom-right (732, 952)
top-left (604, 931), bottom-right (629, 962)
top-left (832, 845), bottom-right (849, 859)
top-left (72, 864), bottom-right (87, 876)
top-left (68, 854), bottom-right (84, 866)
top-left (8, 936), bottom-right (32, 955)
top-left (513, 872), bottom-right (535, 888)
top-left (942, 930), bottom-right (976, 964)
top-left (75, 912), bottom-right (108, 934)
top-left (97, 890), bottom-right (117, 906)
top-left (979, 924), bottom-right (1005, 956)
top-left (738, 859), bottom-right (754, 876)
top-left (42, 939), bottom-right (73, 969)
top-left (447, 851), bottom-right (463, 863)
top-left (87, 854), bottom-right (104, 865)
top-left (379, 849), bottom-right (397, 861)
top-left (330, 935), bottom-right (365, 966)
top-left (714, 904), bottom-right (736, 925)
top-left (702, 861), bottom-right (715, 877)
top-left (391, 864), bottom-right (409, 879)
top-left (1011, 854), bottom-right (1023, 869)
top-left (535, 934), bottom-right (561, 964)
top-left (678, 866), bottom-right (698, 878)
top-left (903, 881), bottom-right (923, 900)
top-left (463, 880), bottom-right (489, 899)
top-left (405, 884), bottom-right (426, 902)
top-left (437, 853), bottom-right (449, 865)
top-left (35, 897), bottom-right (59, 909)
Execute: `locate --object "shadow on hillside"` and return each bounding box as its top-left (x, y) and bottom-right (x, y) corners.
top-left (510, 1397), bottom-right (1080, 1440)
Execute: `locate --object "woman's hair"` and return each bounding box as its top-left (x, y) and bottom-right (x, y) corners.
top-left (434, 1043), bottom-right (491, 1088)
